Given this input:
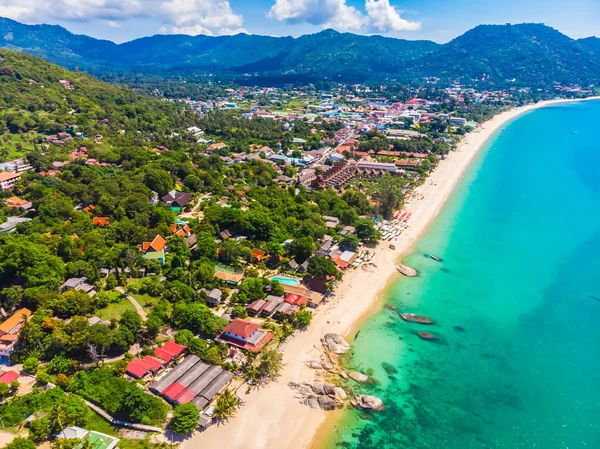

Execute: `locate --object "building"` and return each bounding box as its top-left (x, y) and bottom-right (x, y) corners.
top-left (219, 318), bottom-right (273, 352)
top-left (0, 217), bottom-right (32, 234)
top-left (0, 308), bottom-right (32, 364)
top-left (61, 277), bottom-right (97, 297)
top-left (207, 288), bottom-right (223, 307)
top-left (450, 117), bottom-right (468, 125)
top-left (0, 370), bottom-right (19, 384)
top-left (153, 341), bottom-right (187, 363)
top-left (56, 427), bottom-right (119, 449)
top-left (6, 196), bottom-right (32, 211)
top-left (0, 172), bottom-right (20, 190)
top-left (149, 355), bottom-right (233, 410)
top-left (161, 190), bottom-right (193, 209)
top-left (126, 355), bottom-right (165, 379)
top-left (140, 235), bottom-right (167, 264)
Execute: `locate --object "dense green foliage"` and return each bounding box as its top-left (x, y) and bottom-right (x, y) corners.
top-left (169, 403), bottom-right (200, 434)
top-left (66, 368), bottom-right (168, 425)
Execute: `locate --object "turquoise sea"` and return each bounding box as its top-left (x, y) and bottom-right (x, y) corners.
top-left (319, 100), bottom-right (600, 449)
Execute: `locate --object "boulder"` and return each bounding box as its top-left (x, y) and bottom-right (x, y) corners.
top-left (322, 333), bottom-right (351, 354)
top-left (355, 395), bottom-right (384, 411)
top-left (348, 371), bottom-right (370, 383)
top-left (306, 382), bottom-right (326, 396)
top-left (334, 387), bottom-right (347, 401)
top-left (309, 361), bottom-right (322, 369)
top-left (323, 384), bottom-right (336, 396)
top-left (318, 395), bottom-right (337, 411)
top-left (304, 395), bottom-right (320, 409)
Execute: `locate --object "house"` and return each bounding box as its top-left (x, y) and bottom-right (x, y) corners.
top-left (322, 215), bottom-right (339, 228)
top-left (0, 217), bottom-right (32, 234)
top-left (0, 172), bottom-right (20, 190)
top-left (161, 190), bottom-right (193, 209)
top-left (0, 308), bottom-right (32, 364)
top-left (154, 340), bottom-right (187, 363)
top-left (56, 427), bottom-right (119, 449)
top-left (284, 293), bottom-right (309, 306)
top-left (287, 259), bottom-right (299, 271)
top-left (62, 277), bottom-right (97, 296)
top-left (141, 235), bottom-right (167, 254)
top-left (126, 355), bottom-right (165, 379)
top-left (450, 117), bottom-right (468, 125)
top-left (246, 299), bottom-right (266, 316)
top-left (92, 217), bottom-right (110, 227)
top-left (0, 371), bottom-right (19, 384)
top-left (207, 288), bottom-right (223, 307)
top-left (260, 295), bottom-right (284, 317)
top-left (6, 196), bottom-right (32, 211)
top-left (219, 318), bottom-right (273, 352)
top-left (206, 142), bottom-right (227, 153)
top-left (251, 249), bottom-right (266, 263)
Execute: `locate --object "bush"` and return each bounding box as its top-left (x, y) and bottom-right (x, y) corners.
top-left (169, 403), bottom-right (199, 434)
top-left (22, 357), bottom-right (40, 374)
top-left (232, 305), bottom-right (248, 319)
top-left (29, 417), bottom-right (50, 443)
top-left (4, 437), bottom-right (36, 449)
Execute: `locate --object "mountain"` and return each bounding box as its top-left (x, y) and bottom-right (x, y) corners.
top-left (412, 23), bottom-right (600, 85)
top-left (0, 17), bottom-right (599, 86)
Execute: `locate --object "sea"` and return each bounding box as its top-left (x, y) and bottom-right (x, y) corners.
top-left (317, 100), bottom-right (600, 449)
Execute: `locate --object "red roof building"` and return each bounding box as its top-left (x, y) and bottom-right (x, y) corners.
top-left (0, 371), bottom-right (19, 384)
top-left (284, 293), bottom-right (309, 306)
top-left (220, 318), bottom-right (273, 352)
top-left (154, 341), bottom-right (187, 362)
top-left (126, 355), bottom-right (165, 379)
top-left (141, 234), bottom-right (167, 253)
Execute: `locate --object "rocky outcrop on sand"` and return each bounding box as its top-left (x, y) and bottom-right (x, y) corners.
top-left (322, 333), bottom-right (351, 354)
top-left (354, 395), bottom-right (385, 411)
top-left (289, 381), bottom-right (347, 411)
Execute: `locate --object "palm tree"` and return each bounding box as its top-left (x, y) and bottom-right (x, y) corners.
top-left (213, 389), bottom-right (238, 421)
top-left (258, 348), bottom-right (284, 381)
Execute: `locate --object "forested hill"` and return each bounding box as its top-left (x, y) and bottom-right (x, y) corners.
top-left (0, 49), bottom-right (193, 136)
top-left (1, 18), bottom-right (599, 86)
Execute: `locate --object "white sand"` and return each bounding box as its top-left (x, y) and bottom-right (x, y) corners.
top-left (183, 98), bottom-right (598, 449)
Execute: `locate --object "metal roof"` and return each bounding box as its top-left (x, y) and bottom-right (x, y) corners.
top-left (188, 365), bottom-right (223, 394)
top-left (149, 355), bottom-right (199, 393)
top-left (199, 371), bottom-right (235, 402)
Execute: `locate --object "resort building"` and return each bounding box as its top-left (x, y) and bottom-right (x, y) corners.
top-left (0, 308), bottom-right (32, 364)
top-left (0, 172), bottom-right (20, 190)
top-left (218, 318), bottom-right (273, 352)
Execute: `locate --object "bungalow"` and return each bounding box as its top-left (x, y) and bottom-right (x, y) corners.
top-left (219, 318), bottom-right (273, 352)
top-left (170, 223), bottom-right (192, 238)
top-left (92, 217), bottom-right (110, 227)
top-left (62, 277), bottom-right (97, 296)
top-left (206, 142), bottom-right (227, 153)
top-left (141, 235), bottom-right (167, 264)
top-left (56, 427), bottom-right (119, 449)
top-left (0, 371), bottom-right (19, 384)
top-left (251, 249), bottom-right (266, 263)
top-left (260, 295), bottom-right (284, 317)
top-left (154, 341), bottom-right (187, 363)
top-left (0, 217), bottom-right (31, 234)
top-left (0, 308), bottom-right (31, 364)
top-left (207, 288), bottom-right (223, 307)
top-left (6, 196), bottom-right (32, 211)
top-left (284, 293), bottom-right (309, 306)
top-left (126, 355), bottom-right (165, 379)
top-left (161, 190), bottom-right (193, 209)
top-left (322, 215), bottom-right (339, 228)
top-left (246, 299), bottom-right (266, 316)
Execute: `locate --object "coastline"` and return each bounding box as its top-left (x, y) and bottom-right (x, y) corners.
top-left (182, 97), bottom-right (598, 449)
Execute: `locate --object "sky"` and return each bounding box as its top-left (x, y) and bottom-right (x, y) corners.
top-left (0, 0), bottom-right (597, 43)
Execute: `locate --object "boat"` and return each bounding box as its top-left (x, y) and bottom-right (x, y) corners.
top-left (430, 254), bottom-right (442, 262)
top-left (399, 313), bottom-right (434, 324)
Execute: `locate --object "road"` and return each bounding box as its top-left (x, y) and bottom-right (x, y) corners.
top-left (115, 287), bottom-right (147, 321)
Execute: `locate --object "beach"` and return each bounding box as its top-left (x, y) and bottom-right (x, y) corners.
top-left (182, 98), bottom-right (595, 449)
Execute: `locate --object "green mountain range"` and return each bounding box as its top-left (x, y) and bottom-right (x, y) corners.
top-left (0, 17), bottom-right (598, 86)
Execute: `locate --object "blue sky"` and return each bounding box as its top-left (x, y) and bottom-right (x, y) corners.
top-left (1, 0), bottom-right (598, 43)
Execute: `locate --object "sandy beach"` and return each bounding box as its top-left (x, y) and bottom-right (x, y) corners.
top-left (182, 98), bottom-right (597, 449)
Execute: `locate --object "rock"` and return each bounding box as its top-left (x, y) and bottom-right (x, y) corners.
top-left (304, 395), bottom-right (320, 409)
top-left (355, 395), bottom-right (384, 411)
top-left (348, 371), bottom-right (370, 383)
top-left (318, 395), bottom-right (337, 411)
top-left (323, 384), bottom-right (336, 396)
top-left (321, 360), bottom-right (334, 371)
top-left (417, 331), bottom-right (437, 341)
top-left (334, 387), bottom-right (347, 401)
top-left (309, 361), bottom-right (322, 369)
top-left (322, 333), bottom-right (351, 354)
top-left (381, 362), bottom-right (398, 375)
top-left (339, 372), bottom-right (349, 379)
top-left (396, 264), bottom-right (418, 277)
top-left (306, 382), bottom-right (326, 396)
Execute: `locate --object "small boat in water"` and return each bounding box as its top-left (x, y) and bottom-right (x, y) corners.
top-left (430, 254), bottom-right (442, 262)
top-left (399, 313), bottom-right (434, 324)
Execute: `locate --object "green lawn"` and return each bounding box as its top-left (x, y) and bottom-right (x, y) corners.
top-left (86, 410), bottom-right (119, 437)
top-left (96, 295), bottom-right (135, 321)
top-left (132, 293), bottom-right (161, 313)
top-left (0, 132), bottom-right (39, 161)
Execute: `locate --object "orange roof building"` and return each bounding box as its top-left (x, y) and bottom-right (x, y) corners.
top-left (93, 217), bottom-right (110, 227)
top-left (141, 234), bottom-right (167, 253)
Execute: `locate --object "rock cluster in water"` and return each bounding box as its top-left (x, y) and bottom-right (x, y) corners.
top-left (354, 395), bottom-right (385, 411)
top-left (288, 382), bottom-right (348, 411)
top-left (322, 333), bottom-right (351, 354)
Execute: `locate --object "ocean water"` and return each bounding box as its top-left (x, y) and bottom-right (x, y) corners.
top-left (319, 100), bottom-right (600, 449)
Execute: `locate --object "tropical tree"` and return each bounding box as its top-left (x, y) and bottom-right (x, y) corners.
top-left (213, 389), bottom-right (238, 421)
top-left (258, 348), bottom-right (284, 381)
top-left (169, 403), bottom-right (199, 434)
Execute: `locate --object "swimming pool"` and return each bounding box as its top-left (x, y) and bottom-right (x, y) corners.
top-left (270, 276), bottom-right (299, 286)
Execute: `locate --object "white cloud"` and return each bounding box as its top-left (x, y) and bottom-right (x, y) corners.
top-left (107, 21), bottom-right (121, 28)
top-left (0, 0), bottom-right (245, 36)
top-left (268, 0), bottom-right (419, 33)
top-left (365, 0), bottom-right (420, 32)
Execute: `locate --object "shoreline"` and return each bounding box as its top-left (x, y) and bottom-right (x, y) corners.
top-left (182, 96), bottom-right (598, 449)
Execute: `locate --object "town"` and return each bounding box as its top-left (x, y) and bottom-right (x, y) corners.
top-left (0, 48), bottom-right (595, 449)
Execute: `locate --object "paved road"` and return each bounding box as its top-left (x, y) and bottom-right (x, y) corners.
top-left (115, 287), bottom-right (148, 321)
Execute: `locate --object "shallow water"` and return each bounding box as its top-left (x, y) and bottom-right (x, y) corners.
top-left (318, 100), bottom-right (600, 449)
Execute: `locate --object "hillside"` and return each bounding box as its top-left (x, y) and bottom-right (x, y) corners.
top-left (1, 18), bottom-right (599, 86)
top-left (0, 48), bottom-right (186, 135)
